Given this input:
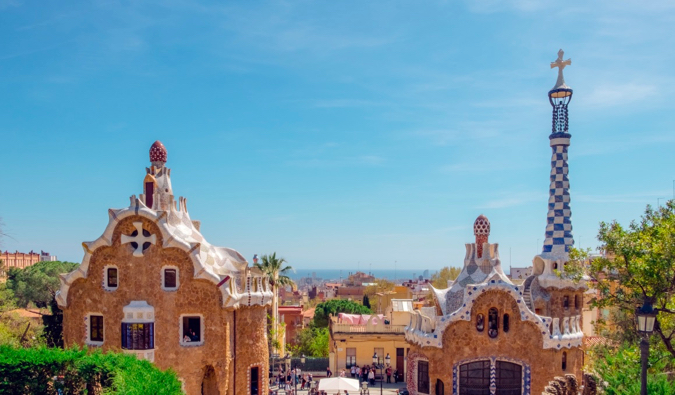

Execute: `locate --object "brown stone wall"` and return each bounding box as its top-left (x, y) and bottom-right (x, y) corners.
top-left (547, 289), bottom-right (585, 319)
top-left (234, 306), bottom-right (269, 395)
top-left (61, 216), bottom-right (246, 395)
top-left (408, 289), bottom-right (583, 395)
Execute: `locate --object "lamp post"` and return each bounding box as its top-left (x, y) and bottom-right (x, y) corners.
top-left (288, 354), bottom-right (306, 395)
top-left (372, 353), bottom-right (391, 395)
top-left (636, 298), bottom-right (657, 395)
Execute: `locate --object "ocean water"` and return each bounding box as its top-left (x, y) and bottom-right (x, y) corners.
top-left (287, 268), bottom-right (432, 282)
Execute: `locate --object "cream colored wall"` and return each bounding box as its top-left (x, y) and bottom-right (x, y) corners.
top-left (333, 336), bottom-right (408, 371)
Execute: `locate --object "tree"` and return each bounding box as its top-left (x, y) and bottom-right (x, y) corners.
top-left (363, 279), bottom-right (395, 297)
top-left (7, 261), bottom-right (78, 347)
top-left (430, 267), bottom-right (461, 289)
top-left (313, 299), bottom-right (372, 328)
top-left (575, 201), bottom-right (675, 358)
top-left (254, 252), bottom-right (294, 354)
top-left (362, 294), bottom-right (371, 309)
top-left (289, 326), bottom-right (330, 358)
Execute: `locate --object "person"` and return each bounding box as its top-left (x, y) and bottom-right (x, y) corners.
top-left (340, 369), bottom-right (346, 378)
top-left (368, 368), bottom-right (375, 386)
top-left (344, 390), bottom-right (349, 395)
top-left (386, 366), bottom-right (392, 383)
top-left (189, 328), bottom-right (198, 341)
top-left (350, 365), bottom-right (356, 378)
top-left (326, 367), bottom-right (332, 377)
top-left (393, 369), bottom-right (398, 383)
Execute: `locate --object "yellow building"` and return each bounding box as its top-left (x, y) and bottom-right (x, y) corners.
top-left (329, 299), bottom-right (413, 382)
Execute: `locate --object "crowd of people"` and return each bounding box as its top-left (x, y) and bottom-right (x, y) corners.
top-left (272, 366), bottom-right (315, 395)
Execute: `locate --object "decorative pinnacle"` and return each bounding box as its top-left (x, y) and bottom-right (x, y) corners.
top-left (550, 49), bottom-right (572, 94)
top-left (149, 140), bottom-right (167, 163)
top-left (473, 215), bottom-right (490, 258)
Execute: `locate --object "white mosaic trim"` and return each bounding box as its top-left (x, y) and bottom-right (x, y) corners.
top-left (55, 196), bottom-right (273, 309)
top-left (405, 277), bottom-right (583, 350)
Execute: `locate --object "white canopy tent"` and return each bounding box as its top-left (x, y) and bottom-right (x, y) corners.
top-left (317, 377), bottom-right (360, 394)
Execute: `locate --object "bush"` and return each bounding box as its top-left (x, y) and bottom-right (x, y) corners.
top-left (0, 345), bottom-right (182, 394)
top-left (589, 342), bottom-right (675, 395)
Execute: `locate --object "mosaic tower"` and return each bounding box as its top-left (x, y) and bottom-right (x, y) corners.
top-left (542, 49), bottom-right (574, 261)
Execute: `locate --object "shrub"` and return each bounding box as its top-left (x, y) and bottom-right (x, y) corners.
top-left (0, 345), bottom-right (182, 394)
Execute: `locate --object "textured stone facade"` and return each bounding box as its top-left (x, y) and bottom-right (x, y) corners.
top-left (58, 141), bottom-right (271, 395)
top-left (407, 290), bottom-right (582, 395)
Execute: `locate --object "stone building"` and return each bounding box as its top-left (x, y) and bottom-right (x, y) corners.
top-left (403, 50), bottom-right (587, 395)
top-left (56, 141), bottom-right (273, 395)
top-left (1, 250), bottom-right (57, 279)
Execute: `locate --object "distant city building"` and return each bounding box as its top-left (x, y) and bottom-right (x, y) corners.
top-left (1, 250), bottom-right (58, 278)
top-left (509, 266), bottom-right (533, 281)
top-left (346, 271), bottom-right (375, 286)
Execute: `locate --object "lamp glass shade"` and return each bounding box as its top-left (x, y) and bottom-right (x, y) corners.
top-left (372, 353), bottom-right (378, 364)
top-left (301, 355), bottom-right (306, 364)
top-left (637, 312), bottom-right (657, 333)
top-left (385, 354), bottom-right (391, 365)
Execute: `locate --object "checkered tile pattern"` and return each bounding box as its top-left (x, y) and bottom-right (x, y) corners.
top-left (542, 143), bottom-right (573, 255)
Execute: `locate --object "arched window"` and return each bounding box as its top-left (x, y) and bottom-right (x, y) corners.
top-left (553, 262), bottom-right (558, 270)
top-left (562, 352), bottom-right (567, 371)
top-left (574, 295), bottom-right (580, 310)
top-left (488, 308), bottom-right (498, 338)
top-left (563, 296), bottom-right (569, 309)
top-left (503, 314), bottom-right (510, 333)
top-left (476, 314), bottom-right (484, 332)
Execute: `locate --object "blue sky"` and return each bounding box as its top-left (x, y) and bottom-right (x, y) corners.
top-left (1, 1), bottom-right (674, 271)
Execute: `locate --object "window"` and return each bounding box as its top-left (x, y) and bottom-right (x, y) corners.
top-left (459, 360), bottom-right (490, 395)
top-left (488, 308), bottom-right (499, 338)
top-left (574, 295), bottom-right (579, 310)
top-left (346, 348), bottom-right (356, 368)
top-left (495, 361), bottom-right (522, 395)
top-left (417, 361), bottom-right (429, 394)
top-left (251, 366), bottom-right (260, 395)
top-left (563, 296), bottom-right (569, 310)
top-left (503, 314), bottom-right (510, 333)
top-left (562, 352), bottom-right (567, 371)
top-left (103, 265), bottom-right (119, 291)
top-left (181, 315), bottom-right (203, 346)
top-left (107, 267), bottom-right (118, 288)
top-left (121, 322), bottom-right (154, 350)
top-left (90, 315), bottom-right (104, 343)
top-left (476, 314), bottom-right (484, 332)
top-left (162, 267), bottom-right (179, 290)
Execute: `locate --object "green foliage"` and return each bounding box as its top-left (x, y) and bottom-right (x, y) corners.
top-left (589, 342), bottom-right (675, 395)
top-left (430, 267), bottom-right (461, 289)
top-left (254, 252), bottom-right (295, 289)
top-left (313, 299), bottom-right (372, 328)
top-left (362, 294), bottom-right (371, 309)
top-left (363, 279), bottom-right (395, 297)
top-left (0, 282), bottom-right (45, 348)
top-left (7, 261), bottom-right (78, 347)
top-left (575, 202), bottom-right (675, 357)
top-left (7, 261), bottom-right (79, 308)
top-left (0, 345), bottom-right (182, 394)
top-left (289, 326), bottom-right (330, 358)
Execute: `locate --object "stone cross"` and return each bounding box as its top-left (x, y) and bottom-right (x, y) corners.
top-left (550, 49), bottom-right (572, 89)
top-left (121, 222), bottom-right (156, 257)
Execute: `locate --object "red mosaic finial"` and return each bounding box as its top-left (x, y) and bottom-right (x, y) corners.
top-left (149, 140), bottom-right (167, 163)
top-left (473, 214), bottom-right (490, 258)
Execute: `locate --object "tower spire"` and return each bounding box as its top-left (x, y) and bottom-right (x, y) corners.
top-left (542, 49), bottom-right (574, 260)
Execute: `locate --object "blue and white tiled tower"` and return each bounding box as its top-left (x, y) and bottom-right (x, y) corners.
top-left (542, 49), bottom-right (574, 259)
top-left (533, 49), bottom-right (585, 289)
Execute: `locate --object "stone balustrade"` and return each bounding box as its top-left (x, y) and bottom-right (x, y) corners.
top-left (331, 322), bottom-right (407, 334)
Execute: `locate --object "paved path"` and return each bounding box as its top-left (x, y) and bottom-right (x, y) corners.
top-left (270, 381), bottom-right (407, 395)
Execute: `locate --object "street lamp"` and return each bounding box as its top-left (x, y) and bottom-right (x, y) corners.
top-left (636, 299), bottom-right (658, 395)
top-left (290, 354), bottom-right (306, 395)
top-left (372, 353), bottom-right (391, 395)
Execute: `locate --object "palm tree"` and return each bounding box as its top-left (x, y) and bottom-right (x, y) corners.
top-left (254, 252), bottom-right (295, 354)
